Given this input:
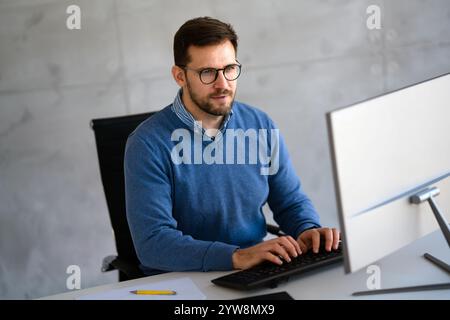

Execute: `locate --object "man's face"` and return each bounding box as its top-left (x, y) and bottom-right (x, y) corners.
top-left (182, 40), bottom-right (238, 116)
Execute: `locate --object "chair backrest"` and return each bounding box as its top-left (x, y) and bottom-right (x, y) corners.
top-left (90, 112), bottom-right (156, 265)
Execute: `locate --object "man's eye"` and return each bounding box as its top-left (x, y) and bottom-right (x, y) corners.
top-left (201, 69), bottom-right (215, 76)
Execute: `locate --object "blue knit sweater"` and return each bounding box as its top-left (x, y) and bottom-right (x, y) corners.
top-left (124, 101), bottom-right (321, 275)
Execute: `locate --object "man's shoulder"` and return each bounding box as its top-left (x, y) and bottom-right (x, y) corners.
top-left (233, 101), bottom-right (275, 126)
top-left (128, 105), bottom-right (174, 144)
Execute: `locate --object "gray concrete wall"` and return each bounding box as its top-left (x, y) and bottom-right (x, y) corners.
top-left (0, 0), bottom-right (449, 299)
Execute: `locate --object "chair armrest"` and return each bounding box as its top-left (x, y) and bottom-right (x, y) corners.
top-left (102, 255), bottom-right (118, 272)
top-left (102, 255), bottom-right (145, 279)
top-left (266, 223), bottom-right (284, 236)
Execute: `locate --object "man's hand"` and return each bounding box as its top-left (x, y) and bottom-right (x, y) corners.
top-left (232, 236), bottom-right (302, 270)
top-left (297, 227), bottom-right (340, 254)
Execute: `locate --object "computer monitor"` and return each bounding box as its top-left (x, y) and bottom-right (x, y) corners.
top-left (326, 72), bottom-right (450, 294)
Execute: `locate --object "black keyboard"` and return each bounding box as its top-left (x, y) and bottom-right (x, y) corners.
top-left (211, 242), bottom-right (343, 290)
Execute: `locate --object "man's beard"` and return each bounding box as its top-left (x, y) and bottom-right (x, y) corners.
top-left (186, 80), bottom-right (235, 116)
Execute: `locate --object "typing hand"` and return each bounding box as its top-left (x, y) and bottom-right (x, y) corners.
top-left (232, 236), bottom-right (302, 270)
top-left (297, 227), bottom-right (340, 254)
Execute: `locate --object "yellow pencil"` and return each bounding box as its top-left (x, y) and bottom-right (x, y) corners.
top-left (130, 290), bottom-right (177, 295)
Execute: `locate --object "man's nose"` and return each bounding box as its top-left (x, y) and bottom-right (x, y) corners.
top-left (213, 70), bottom-right (230, 89)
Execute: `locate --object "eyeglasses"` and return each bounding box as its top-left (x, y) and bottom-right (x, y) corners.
top-left (179, 62), bottom-right (242, 85)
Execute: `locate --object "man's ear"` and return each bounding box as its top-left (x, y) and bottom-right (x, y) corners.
top-left (172, 65), bottom-right (186, 87)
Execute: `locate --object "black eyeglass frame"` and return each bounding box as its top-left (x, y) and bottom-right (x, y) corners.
top-left (178, 61), bottom-right (242, 84)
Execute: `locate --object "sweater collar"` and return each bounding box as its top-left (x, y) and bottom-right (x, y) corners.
top-left (171, 89), bottom-right (233, 138)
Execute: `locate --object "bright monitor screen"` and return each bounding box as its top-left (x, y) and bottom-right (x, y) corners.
top-left (327, 73), bottom-right (450, 273)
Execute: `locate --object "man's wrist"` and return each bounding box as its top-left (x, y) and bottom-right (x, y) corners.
top-left (231, 248), bottom-right (241, 269)
top-left (232, 250), bottom-right (239, 269)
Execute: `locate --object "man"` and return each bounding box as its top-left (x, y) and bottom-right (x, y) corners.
top-left (125, 17), bottom-right (339, 275)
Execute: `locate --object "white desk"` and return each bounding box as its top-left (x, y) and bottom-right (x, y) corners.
top-left (41, 230), bottom-right (450, 300)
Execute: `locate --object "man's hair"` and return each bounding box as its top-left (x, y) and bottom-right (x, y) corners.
top-left (173, 17), bottom-right (238, 66)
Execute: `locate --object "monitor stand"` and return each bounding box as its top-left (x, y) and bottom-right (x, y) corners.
top-left (414, 187), bottom-right (450, 274)
top-left (353, 186), bottom-right (450, 296)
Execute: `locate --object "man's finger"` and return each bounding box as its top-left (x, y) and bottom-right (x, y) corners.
top-left (297, 238), bottom-right (308, 253)
top-left (332, 228), bottom-right (340, 250)
top-left (270, 243), bottom-right (291, 263)
top-left (311, 230), bottom-right (321, 253)
top-left (263, 252), bottom-right (283, 265)
top-left (286, 235), bottom-right (302, 255)
top-left (279, 236), bottom-right (300, 257)
top-left (320, 228), bottom-right (333, 252)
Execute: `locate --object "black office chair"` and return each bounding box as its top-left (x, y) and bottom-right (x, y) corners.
top-left (90, 111), bottom-right (283, 282)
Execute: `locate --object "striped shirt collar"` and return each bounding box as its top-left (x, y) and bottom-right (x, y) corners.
top-left (171, 89), bottom-right (233, 138)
